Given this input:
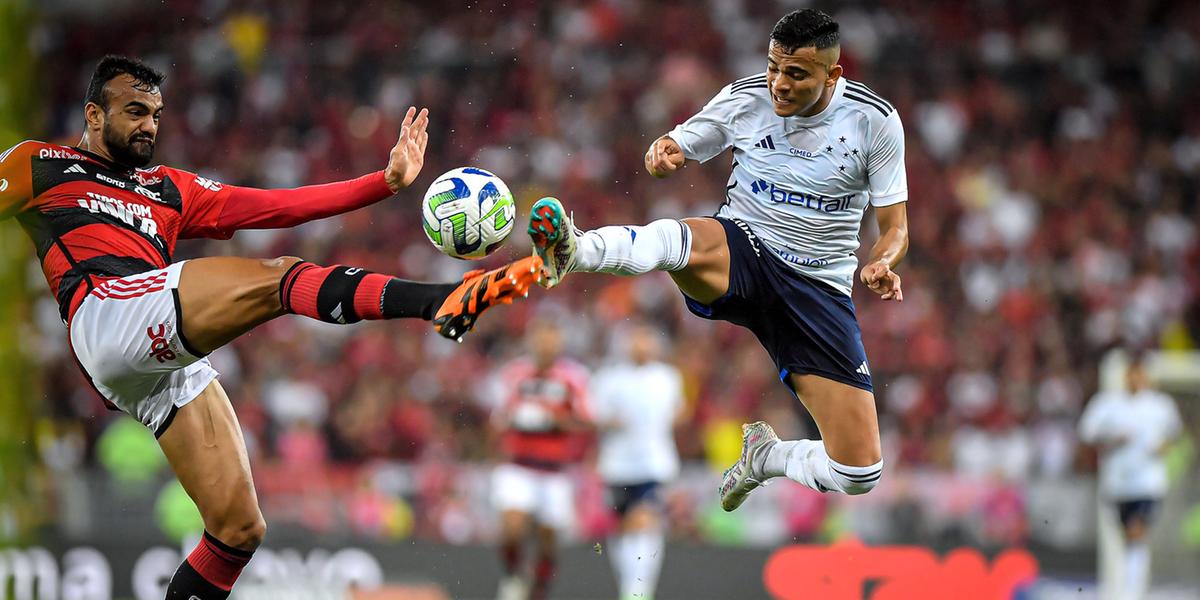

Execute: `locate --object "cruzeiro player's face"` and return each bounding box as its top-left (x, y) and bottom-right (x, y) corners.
top-left (766, 41), bottom-right (841, 118)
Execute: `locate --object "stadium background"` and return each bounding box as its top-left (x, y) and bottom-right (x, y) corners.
top-left (2, 0), bottom-right (1199, 598)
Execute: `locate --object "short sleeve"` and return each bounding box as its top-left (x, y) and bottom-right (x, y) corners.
top-left (667, 367), bottom-right (685, 415)
top-left (667, 84), bottom-right (748, 164)
top-left (867, 111), bottom-right (908, 207)
top-left (588, 370), bottom-right (614, 422)
top-left (1161, 394), bottom-right (1184, 438)
top-left (0, 141), bottom-right (36, 220)
top-left (160, 166), bottom-right (236, 239)
top-left (1078, 394), bottom-right (1112, 443)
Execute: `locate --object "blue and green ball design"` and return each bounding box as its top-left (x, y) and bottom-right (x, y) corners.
top-left (421, 167), bottom-right (516, 259)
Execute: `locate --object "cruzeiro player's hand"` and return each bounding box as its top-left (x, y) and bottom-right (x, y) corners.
top-left (645, 135), bottom-right (685, 178)
top-left (860, 260), bottom-right (903, 302)
top-left (384, 106), bottom-right (431, 193)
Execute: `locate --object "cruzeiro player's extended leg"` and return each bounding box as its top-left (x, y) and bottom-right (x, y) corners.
top-left (529, 196), bottom-right (883, 510)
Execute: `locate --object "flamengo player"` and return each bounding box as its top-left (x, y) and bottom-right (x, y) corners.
top-left (528, 9), bottom-right (907, 507)
top-left (488, 321), bottom-right (590, 600)
top-left (0, 56), bottom-right (540, 599)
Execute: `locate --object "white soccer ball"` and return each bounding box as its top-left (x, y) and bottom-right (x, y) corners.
top-left (421, 167), bottom-right (516, 259)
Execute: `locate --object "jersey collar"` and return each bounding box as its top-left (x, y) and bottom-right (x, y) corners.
top-left (785, 77), bottom-right (845, 128)
top-left (71, 146), bottom-right (137, 175)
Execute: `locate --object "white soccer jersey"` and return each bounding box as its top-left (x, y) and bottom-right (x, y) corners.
top-left (668, 75), bottom-right (908, 296)
top-left (591, 362), bottom-right (683, 485)
top-left (1078, 389), bottom-right (1183, 500)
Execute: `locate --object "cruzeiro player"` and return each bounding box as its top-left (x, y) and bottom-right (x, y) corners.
top-left (591, 323), bottom-right (684, 600)
top-left (1078, 354), bottom-right (1183, 599)
top-left (0, 56), bottom-right (540, 599)
top-left (528, 9), bottom-right (907, 508)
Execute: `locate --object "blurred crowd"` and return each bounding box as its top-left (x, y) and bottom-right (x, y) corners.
top-left (25, 0), bottom-right (1199, 546)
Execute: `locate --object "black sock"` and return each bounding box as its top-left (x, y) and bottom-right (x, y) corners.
top-left (279, 261), bottom-right (457, 323)
top-left (382, 279), bottom-right (458, 320)
top-left (164, 559), bottom-right (233, 600)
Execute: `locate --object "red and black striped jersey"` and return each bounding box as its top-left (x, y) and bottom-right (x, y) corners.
top-left (493, 357), bottom-right (592, 470)
top-left (0, 140), bottom-right (393, 323)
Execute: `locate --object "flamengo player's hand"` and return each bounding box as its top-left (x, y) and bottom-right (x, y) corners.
top-left (860, 260), bottom-right (903, 302)
top-left (645, 135), bottom-right (685, 178)
top-left (384, 107), bottom-right (431, 193)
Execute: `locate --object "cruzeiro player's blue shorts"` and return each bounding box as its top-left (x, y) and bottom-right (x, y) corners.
top-left (683, 217), bottom-right (873, 393)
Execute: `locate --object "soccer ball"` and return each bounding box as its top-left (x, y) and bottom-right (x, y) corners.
top-left (421, 167), bottom-right (516, 259)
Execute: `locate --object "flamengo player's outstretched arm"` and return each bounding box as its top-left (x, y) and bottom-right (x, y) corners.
top-left (0, 56), bottom-right (540, 600)
top-left (529, 10), bottom-right (909, 511)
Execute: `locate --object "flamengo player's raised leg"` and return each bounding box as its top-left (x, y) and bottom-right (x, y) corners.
top-left (149, 252), bottom-right (539, 598)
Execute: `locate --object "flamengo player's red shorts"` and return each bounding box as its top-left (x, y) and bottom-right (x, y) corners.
top-left (68, 261), bottom-right (219, 437)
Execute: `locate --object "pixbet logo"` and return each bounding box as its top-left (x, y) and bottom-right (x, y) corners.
top-left (39, 147), bottom-right (86, 160)
top-left (146, 324), bottom-right (177, 363)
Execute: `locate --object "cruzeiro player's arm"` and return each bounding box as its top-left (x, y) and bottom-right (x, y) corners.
top-left (647, 81), bottom-right (754, 177)
top-left (861, 111), bottom-right (909, 301)
top-left (0, 141), bottom-right (36, 220)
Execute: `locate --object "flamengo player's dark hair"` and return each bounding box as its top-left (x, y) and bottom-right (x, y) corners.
top-left (771, 9), bottom-right (840, 52)
top-left (85, 55), bottom-right (165, 109)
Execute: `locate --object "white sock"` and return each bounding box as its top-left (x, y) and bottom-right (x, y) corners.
top-left (612, 530), bottom-right (663, 598)
top-left (573, 219), bottom-right (692, 275)
top-left (608, 535), bottom-right (628, 594)
top-left (758, 439), bottom-right (882, 495)
top-left (1124, 542), bottom-right (1150, 599)
top-left (622, 529), bottom-right (664, 598)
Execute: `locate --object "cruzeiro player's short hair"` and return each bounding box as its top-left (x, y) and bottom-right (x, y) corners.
top-left (85, 55), bottom-right (165, 108)
top-left (771, 9), bottom-right (840, 52)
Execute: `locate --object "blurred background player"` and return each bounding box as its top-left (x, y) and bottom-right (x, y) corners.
top-left (590, 323), bottom-right (684, 600)
top-left (0, 55), bottom-right (540, 600)
top-left (528, 8), bottom-right (903, 509)
top-left (1079, 354), bottom-right (1184, 600)
top-left (488, 320), bottom-right (592, 600)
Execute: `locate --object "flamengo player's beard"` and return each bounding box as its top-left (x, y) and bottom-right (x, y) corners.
top-left (103, 121), bottom-right (155, 168)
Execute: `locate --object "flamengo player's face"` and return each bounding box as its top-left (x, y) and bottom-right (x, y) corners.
top-left (91, 74), bottom-right (164, 168)
top-left (766, 41), bottom-right (841, 118)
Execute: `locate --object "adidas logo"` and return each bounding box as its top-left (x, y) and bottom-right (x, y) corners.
top-left (856, 362), bottom-right (871, 377)
top-left (754, 135), bottom-right (776, 150)
top-left (330, 302), bottom-right (346, 324)
top-left (63, 163), bottom-right (86, 175)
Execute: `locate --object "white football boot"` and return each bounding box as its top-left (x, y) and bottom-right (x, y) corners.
top-left (527, 196), bottom-right (580, 288)
top-left (719, 421), bottom-right (780, 512)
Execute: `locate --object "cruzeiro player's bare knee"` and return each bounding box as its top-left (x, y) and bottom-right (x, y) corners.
top-left (671, 217), bottom-right (731, 304)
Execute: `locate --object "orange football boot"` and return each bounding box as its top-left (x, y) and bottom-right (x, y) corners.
top-left (433, 255), bottom-right (543, 341)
